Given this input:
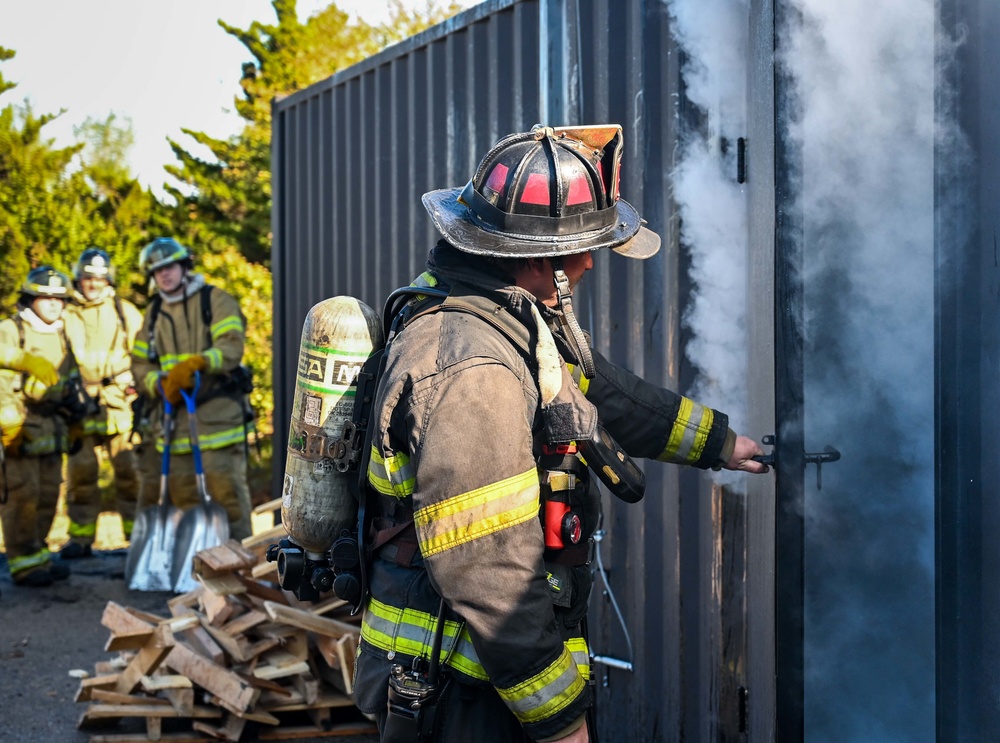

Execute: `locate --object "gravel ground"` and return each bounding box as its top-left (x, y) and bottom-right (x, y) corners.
top-left (0, 549), bottom-right (380, 743)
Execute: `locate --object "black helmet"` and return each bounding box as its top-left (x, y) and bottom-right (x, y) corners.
top-left (140, 237), bottom-right (193, 276)
top-left (422, 125), bottom-right (660, 260)
top-left (73, 247), bottom-right (116, 286)
top-left (21, 266), bottom-right (72, 299)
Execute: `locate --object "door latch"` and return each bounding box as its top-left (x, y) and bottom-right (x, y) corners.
top-left (751, 434), bottom-right (842, 490)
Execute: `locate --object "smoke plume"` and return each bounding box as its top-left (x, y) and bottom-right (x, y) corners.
top-left (668, 0), bottom-right (966, 739)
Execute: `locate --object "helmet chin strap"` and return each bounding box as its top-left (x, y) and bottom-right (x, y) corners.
top-left (550, 257), bottom-right (596, 380)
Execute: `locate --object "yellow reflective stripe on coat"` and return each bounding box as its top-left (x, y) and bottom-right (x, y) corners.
top-left (68, 520), bottom-right (97, 538)
top-left (132, 339), bottom-right (150, 360)
top-left (157, 423), bottom-right (248, 454)
top-left (368, 446), bottom-right (415, 499)
top-left (203, 348), bottom-right (224, 371)
top-left (158, 352), bottom-right (205, 371)
top-left (9, 548), bottom-right (51, 575)
top-left (414, 469), bottom-right (539, 558)
top-left (361, 596), bottom-right (488, 680)
top-left (657, 397), bottom-right (713, 464)
top-left (566, 636), bottom-right (590, 680)
top-left (497, 644), bottom-right (586, 724)
top-left (565, 364), bottom-right (590, 395)
top-left (210, 315), bottom-right (244, 339)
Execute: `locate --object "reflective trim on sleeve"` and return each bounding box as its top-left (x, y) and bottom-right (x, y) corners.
top-left (203, 348), bottom-right (224, 371)
top-left (497, 644), bottom-right (586, 724)
top-left (144, 371), bottom-right (160, 396)
top-left (368, 446), bottom-right (415, 499)
top-left (414, 468), bottom-right (540, 558)
top-left (132, 339), bottom-right (150, 360)
top-left (566, 636), bottom-right (590, 681)
top-left (361, 596), bottom-right (488, 681)
top-left (565, 364), bottom-right (590, 396)
top-left (210, 315), bottom-right (244, 339)
top-left (656, 397), bottom-right (714, 465)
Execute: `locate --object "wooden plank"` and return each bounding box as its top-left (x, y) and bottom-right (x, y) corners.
top-left (140, 674), bottom-right (193, 692)
top-left (80, 703), bottom-right (221, 719)
top-left (114, 626), bottom-right (175, 694)
top-left (75, 673), bottom-right (120, 703)
top-left (220, 608), bottom-right (268, 637)
top-left (199, 618), bottom-right (252, 662)
top-left (198, 573), bottom-right (247, 596)
top-left (336, 633), bottom-right (356, 696)
top-left (88, 733), bottom-right (214, 743)
top-left (90, 689), bottom-right (170, 706)
top-left (257, 720), bottom-right (379, 740)
top-left (146, 715), bottom-right (162, 741)
top-left (312, 634), bottom-right (341, 671)
top-left (262, 602), bottom-right (359, 639)
top-left (168, 606), bottom-right (225, 666)
top-left (251, 560), bottom-right (278, 580)
top-left (165, 641), bottom-right (260, 713)
top-left (201, 589), bottom-right (235, 626)
top-left (127, 607), bottom-right (169, 625)
top-left (252, 497), bottom-right (281, 515)
top-left (105, 628), bottom-right (154, 652)
top-left (262, 690), bottom-right (357, 712)
top-left (193, 539), bottom-right (257, 574)
top-left (237, 575), bottom-right (286, 604)
top-left (309, 597), bottom-right (349, 616)
top-left (193, 712), bottom-right (248, 742)
top-left (241, 523), bottom-right (286, 550)
top-left (164, 687), bottom-right (194, 716)
top-left (252, 660), bottom-right (310, 680)
top-left (102, 601), bottom-right (155, 636)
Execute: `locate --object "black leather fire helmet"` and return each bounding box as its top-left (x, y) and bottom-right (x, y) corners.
top-left (422, 125), bottom-right (660, 260)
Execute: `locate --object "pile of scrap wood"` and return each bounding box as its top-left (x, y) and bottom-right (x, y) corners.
top-left (73, 523), bottom-right (378, 742)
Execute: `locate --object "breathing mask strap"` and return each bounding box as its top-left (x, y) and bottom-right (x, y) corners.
top-left (550, 258), bottom-right (596, 379)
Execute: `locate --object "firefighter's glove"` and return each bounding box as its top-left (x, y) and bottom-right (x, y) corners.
top-left (161, 355), bottom-right (207, 405)
top-left (1, 423), bottom-right (22, 452)
top-left (13, 351), bottom-right (59, 387)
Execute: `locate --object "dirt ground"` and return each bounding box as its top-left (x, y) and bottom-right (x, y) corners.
top-left (0, 545), bottom-right (380, 743)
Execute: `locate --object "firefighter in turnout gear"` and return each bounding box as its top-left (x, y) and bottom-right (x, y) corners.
top-left (0, 267), bottom-right (82, 587)
top-left (60, 248), bottom-right (144, 557)
top-left (352, 126), bottom-right (768, 742)
top-left (131, 238), bottom-right (253, 539)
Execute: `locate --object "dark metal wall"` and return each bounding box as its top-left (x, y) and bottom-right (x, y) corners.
top-left (272, 1), bottom-right (760, 740)
top-left (936, 0), bottom-right (1000, 740)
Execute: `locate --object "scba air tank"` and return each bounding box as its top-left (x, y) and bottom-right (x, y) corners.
top-left (281, 296), bottom-right (383, 559)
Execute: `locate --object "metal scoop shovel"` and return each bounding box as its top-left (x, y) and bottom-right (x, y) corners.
top-left (125, 390), bottom-right (182, 591)
top-left (170, 372), bottom-right (230, 593)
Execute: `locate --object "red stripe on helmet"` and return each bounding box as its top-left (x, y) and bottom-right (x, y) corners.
top-left (484, 163), bottom-right (509, 196)
top-left (519, 172), bottom-right (551, 205)
top-left (566, 172), bottom-right (594, 206)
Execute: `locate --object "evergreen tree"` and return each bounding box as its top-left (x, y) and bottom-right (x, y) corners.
top-left (164, 0), bottom-right (463, 265)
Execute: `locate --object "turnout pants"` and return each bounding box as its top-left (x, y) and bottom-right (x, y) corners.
top-left (1, 453), bottom-right (62, 581)
top-left (165, 444), bottom-right (252, 540)
top-left (66, 432), bottom-right (139, 544)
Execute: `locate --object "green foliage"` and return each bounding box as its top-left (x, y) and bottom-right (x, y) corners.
top-left (0, 50), bottom-right (162, 314)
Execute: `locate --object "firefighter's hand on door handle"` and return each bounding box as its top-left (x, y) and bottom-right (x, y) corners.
top-left (724, 434), bottom-right (770, 474)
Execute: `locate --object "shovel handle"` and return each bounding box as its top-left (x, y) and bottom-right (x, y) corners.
top-left (178, 372), bottom-right (209, 500)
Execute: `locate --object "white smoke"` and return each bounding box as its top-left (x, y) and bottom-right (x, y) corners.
top-left (665, 0), bottom-right (750, 489)
top-left (669, 0), bottom-right (964, 739)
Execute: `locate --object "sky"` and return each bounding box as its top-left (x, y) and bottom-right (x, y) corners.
top-left (0, 0), bottom-right (477, 197)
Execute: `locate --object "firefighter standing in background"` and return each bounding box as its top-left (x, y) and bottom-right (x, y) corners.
top-left (59, 248), bottom-right (144, 558)
top-left (0, 267), bottom-right (78, 587)
top-left (352, 126), bottom-right (768, 742)
top-left (131, 238), bottom-right (253, 539)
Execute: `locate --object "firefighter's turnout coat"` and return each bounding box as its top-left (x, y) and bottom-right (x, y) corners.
top-left (0, 309), bottom-right (76, 578)
top-left (63, 286), bottom-right (143, 437)
top-left (354, 243), bottom-right (736, 741)
top-left (0, 309), bottom-right (75, 455)
top-left (131, 274), bottom-right (247, 455)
